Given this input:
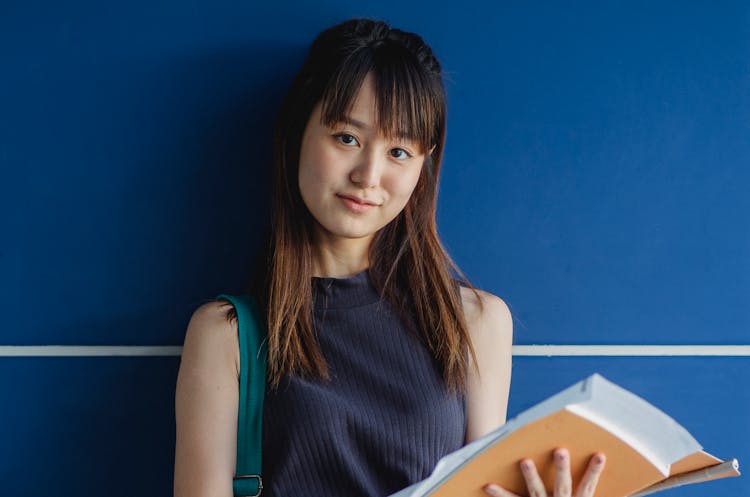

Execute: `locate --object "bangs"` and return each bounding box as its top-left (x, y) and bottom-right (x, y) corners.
top-left (318, 42), bottom-right (442, 154)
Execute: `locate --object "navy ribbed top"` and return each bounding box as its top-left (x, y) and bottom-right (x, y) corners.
top-left (261, 269), bottom-right (466, 497)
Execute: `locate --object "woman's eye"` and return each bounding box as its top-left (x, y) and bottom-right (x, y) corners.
top-left (390, 148), bottom-right (412, 160)
top-left (334, 133), bottom-right (359, 146)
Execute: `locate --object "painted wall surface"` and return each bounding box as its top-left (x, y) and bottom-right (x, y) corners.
top-left (2, 1), bottom-right (747, 496)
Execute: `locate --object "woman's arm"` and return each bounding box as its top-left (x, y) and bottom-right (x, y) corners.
top-left (460, 291), bottom-right (607, 497)
top-left (461, 288), bottom-right (514, 443)
top-left (174, 301), bottom-right (241, 497)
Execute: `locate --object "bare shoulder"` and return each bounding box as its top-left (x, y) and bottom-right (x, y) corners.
top-left (459, 286), bottom-right (512, 343)
top-left (174, 300), bottom-right (242, 496)
top-left (180, 300), bottom-right (241, 381)
top-left (460, 286), bottom-right (514, 442)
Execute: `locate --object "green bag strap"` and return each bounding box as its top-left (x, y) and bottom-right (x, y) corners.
top-left (215, 294), bottom-right (267, 497)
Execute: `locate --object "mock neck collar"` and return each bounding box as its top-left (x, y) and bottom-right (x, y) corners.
top-left (312, 269), bottom-right (382, 309)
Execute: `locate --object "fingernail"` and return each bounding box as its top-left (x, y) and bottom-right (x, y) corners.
top-left (521, 459), bottom-right (533, 471)
top-left (555, 449), bottom-right (568, 461)
top-left (484, 484), bottom-right (501, 496)
top-left (594, 454), bottom-right (606, 465)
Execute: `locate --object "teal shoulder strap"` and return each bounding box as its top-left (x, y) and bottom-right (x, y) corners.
top-left (215, 294), bottom-right (267, 497)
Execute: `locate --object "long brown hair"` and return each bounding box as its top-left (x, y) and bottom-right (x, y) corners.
top-left (221, 17), bottom-right (482, 393)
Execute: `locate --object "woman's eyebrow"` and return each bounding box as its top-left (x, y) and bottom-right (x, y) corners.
top-left (338, 115), bottom-right (416, 143)
top-left (340, 115), bottom-right (371, 131)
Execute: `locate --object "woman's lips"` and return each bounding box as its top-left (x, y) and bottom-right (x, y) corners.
top-left (337, 194), bottom-right (378, 213)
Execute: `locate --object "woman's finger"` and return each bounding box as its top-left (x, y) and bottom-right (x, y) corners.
top-left (520, 458), bottom-right (548, 497)
top-left (574, 453), bottom-right (606, 497)
top-left (553, 448), bottom-right (572, 497)
top-left (483, 483), bottom-right (521, 497)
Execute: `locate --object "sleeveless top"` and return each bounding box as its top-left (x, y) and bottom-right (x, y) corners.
top-left (261, 269), bottom-right (467, 497)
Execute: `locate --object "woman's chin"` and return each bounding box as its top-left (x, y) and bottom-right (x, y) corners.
top-left (311, 221), bottom-right (375, 242)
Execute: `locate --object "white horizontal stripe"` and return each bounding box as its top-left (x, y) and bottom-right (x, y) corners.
top-left (0, 346), bottom-right (183, 356)
top-left (0, 345), bottom-right (749, 357)
top-left (512, 345), bottom-right (750, 356)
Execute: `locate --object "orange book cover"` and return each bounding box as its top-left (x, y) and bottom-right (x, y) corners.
top-left (388, 374), bottom-right (740, 497)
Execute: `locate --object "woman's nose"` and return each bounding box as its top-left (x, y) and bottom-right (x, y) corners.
top-left (349, 150), bottom-right (384, 188)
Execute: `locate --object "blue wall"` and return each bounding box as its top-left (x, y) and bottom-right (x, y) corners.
top-left (2, 1), bottom-right (747, 495)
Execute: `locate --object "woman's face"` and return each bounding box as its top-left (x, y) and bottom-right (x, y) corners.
top-left (298, 72), bottom-right (428, 245)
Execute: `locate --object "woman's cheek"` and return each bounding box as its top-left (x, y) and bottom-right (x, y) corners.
top-left (395, 169), bottom-right (422, 202)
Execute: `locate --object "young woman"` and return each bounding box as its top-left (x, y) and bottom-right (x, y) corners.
top-left (174, 17), bottom-right (605, 497)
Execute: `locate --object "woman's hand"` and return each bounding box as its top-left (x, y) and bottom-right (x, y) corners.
top-left (483, 448), bottom-right (606, 497)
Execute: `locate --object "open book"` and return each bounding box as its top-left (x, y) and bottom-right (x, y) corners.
top-left (388, 374), bottom-right (740, 497)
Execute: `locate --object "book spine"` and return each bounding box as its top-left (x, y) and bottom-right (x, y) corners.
top-left (629, 459), bottom-right (740, 497)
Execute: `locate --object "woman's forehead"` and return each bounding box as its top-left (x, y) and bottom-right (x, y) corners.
top-left (315, 70), bottom-right (436, 149)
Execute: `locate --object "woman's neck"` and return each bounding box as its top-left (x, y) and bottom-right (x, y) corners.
top-left (311, 231), bottom-right (372, 278)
